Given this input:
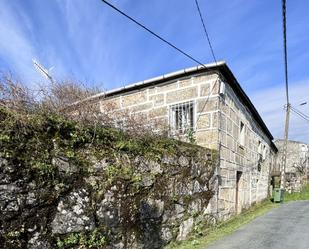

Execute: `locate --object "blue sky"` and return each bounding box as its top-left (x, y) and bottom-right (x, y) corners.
top-left (0, 0), bottom-right (309, 142)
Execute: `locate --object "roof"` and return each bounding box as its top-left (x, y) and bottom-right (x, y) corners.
top-left (71, 61), bottom-right (224, 102)
top-left (66, 61), bottom-right (277, 152)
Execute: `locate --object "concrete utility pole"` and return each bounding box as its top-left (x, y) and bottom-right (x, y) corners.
top-left (280, 104), bottom-right (290, 190)
top-left (280, 0), bottom-right (289, 191)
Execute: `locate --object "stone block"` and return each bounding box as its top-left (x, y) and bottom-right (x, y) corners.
top-left (221, 147), bottom-right (230, 161)
top-left (200, 83), bottom-right (211, 96)
top-left (52, 156), bottom-right (78, 175)
top-left (196, 113), bottom-right (211, 129)
top-left (148, 87), bottom-right (156, 95)
top-left (149, 94), bottom-right (165, 106)
top-left (219, 131), bottom-right (226, 146)
top-left (203, 143), bottom-right (219, 150)
top-left (156, 82), bottom-right (178, 93)
top-left (197, 97), bottom-right (219, 113)
top-left (52, 189), bottom-right (95, 234)
top-left (212, 80), bottom-right (220, 94)
top-left (233, 123), bottom-right (238, 139)
top-left (226, 118), bottom-right (232, 135)
top-left (195, 130), bottom-right (218, 145)
top-left (129, 102), bottom-right (153, 113)
top-left (166, 86), bottom-right (198, 104)
top-left (212, 112), bottom-right (218, 127)
top-left (100, 97), bottom-right (121, 111)
top-left (230, 108), bottom-right (237, 123)
top-left (193, 73), bottom-right (219, 84)
top-left (176, 217), bottom-right (194, 241)
top-left (200, 81), bottom-right (219, 96)
top-left (149, 107), bottom-right (167, 118)
top-left (221, 102), bottom-right (229, 115)
top-left (179, 78), bottom-right (192, 88)
top-left (220, 114), bottom-right (226, 131)
top-left (219, 188), bottom-right (230, 201)
top-left (226, 135), bottom-right (234, 151)
top-left (235, 154), bottom-right (241, 164)
top-left (122, 91), bottom-right (147, 107)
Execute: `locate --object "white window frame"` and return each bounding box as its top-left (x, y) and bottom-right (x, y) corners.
top-left (169, 101), bottom-right (195, 134)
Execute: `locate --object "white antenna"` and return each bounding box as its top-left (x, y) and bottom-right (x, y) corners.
top-left (32, 59), bottom-right (55, 84)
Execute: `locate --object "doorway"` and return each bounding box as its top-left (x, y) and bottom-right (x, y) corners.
top-left (235, 171), bottom-right (242, 214)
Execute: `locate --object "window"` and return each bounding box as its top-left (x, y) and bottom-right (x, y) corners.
top-left (239, 121), bottom-right (245, 146)
top-left (258, 141), bottom-right (262, 154)
top-left (262, 145), bottom-right (267, 160)
top-left (170, 101), bottom-right (194, 133)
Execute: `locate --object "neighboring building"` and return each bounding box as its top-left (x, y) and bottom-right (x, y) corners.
top-left (74, 61), bottom-right (278, 220)
top-left (274, 140), bottom-right (309, 192)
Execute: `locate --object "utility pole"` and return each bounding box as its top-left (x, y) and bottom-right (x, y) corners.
top-left (280, 0), bottom-right (289, 192)
top-left (280, 104), bottom-right (290, 190)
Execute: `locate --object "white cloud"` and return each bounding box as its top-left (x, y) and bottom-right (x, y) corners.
top-left (0, 1), bottom-right (39, 84)
top-left (250, 79), bottom-right (309, 143)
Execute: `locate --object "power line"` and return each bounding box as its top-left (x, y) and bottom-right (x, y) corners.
top-left (282, 0), bottom-right (289, 104)
top-left (291, 106), bottom-right (309, 120)
top-left (101, 0), bottom-right (220, 131)
top-left (194, 0), bottom-right (217, 63)
top-left (290, 108), bottom-right (309, 123)
top-left (290, 106), bottom-right (309, 123)
top-left (190, 0), bottom-right (219, 126)
top-left (101, 0), bottom-right (206, 68)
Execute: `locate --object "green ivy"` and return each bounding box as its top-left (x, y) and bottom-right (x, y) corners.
top-left (56, 229), bottom-right (106, 249)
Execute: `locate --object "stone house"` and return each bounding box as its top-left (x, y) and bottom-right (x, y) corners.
top-left (274, 139), bottom-right (309, 192)
top-left (76, 61), bottom-right (278, 220)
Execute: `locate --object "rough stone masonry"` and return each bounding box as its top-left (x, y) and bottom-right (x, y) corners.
top-left (0, 108), bottom-right (219, 249)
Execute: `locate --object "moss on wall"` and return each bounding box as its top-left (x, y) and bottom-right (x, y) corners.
top-left (0, 108), bottom-right (218, 249)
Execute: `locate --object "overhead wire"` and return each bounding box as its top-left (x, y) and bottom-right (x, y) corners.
top-left (290, 106), bottom-right (309, 123)
top-left (101, 0), bottom-right (220, 132)
top-left (192, 0), bottom-right (220, 127)
top-left (101, 0), bottom-right (207, 68)
top-left (291, 106), bottom-right (309, 120)
top-left (194, 0), bottom-right (217, 64)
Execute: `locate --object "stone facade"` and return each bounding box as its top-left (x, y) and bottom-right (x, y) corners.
top-left (99, 72), bottom-right (220, 150)
top-left (274, 140), bottom-right (309, 192)
top-left (216, 75), bottom-right (276, 219)
top-left (97, 63), bottom-right (278, 220)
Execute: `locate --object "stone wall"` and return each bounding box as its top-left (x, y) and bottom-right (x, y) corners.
top-left (215, 74), bottom-right (276, 219)
top-left (98, 70), bottom-right (277, 221)
top-left (99, 72), bottom-right (220, 150)
top-left (274, 139), bottom-right (309, 192)
top-left (0, 108), bottom-right (218, 249)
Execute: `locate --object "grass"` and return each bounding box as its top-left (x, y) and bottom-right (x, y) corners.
top-left (165, 200), bottom-right (277, 249)
top-left (165, 183), bottom-right (309, 249)
top-left (284, 182), bottom-right (309, 202)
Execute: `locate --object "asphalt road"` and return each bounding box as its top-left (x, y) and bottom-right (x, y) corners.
top-left (206, 201), bottom-right (309, 249)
